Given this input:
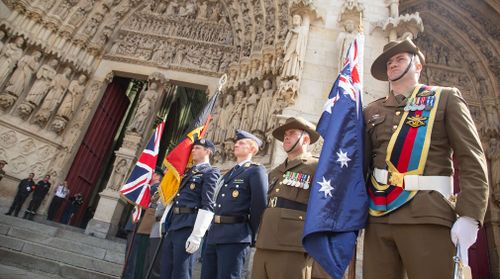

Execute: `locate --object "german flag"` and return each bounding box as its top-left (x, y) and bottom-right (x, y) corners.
top-left (158, 90), bottom-right (220, 204)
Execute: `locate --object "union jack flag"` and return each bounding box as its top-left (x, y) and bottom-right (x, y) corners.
top-left (120, 121), bottom-right (165, 210)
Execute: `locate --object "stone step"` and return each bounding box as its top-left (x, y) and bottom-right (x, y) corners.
top-left (0, 247), bottom-right (119, 279)
top-left (0, 214), bottom-right (126, 254)
top-left (0, 234), bottom-right (122, 277)
top-left (0, 214), bottom-right (126, 278)
top-left (5, 226), bottom-right (124, 264)
top-left (0, 262), bottom-right (65, 279)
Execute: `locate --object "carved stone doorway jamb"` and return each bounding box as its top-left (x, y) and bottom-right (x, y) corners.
top-left (85, 72), bottom-right (169, 239)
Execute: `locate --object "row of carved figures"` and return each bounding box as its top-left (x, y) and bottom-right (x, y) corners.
top-left (206, 77), bottom-right (294, 160)
top-left (147, 0), bottom-right (227, 23)
top-left (124, 15), bottom-right (233, 45)
top-left (2, 0), bottom-right (133, 72)
top-left (110, 32), bottom-right (235, 73)
top-left (0, 34), bottom-right (88, 134)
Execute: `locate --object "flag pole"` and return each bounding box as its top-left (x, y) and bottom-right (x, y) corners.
top-left (145, 74), bottom-right (227, 278)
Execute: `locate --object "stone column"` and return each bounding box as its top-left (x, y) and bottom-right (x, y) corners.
top-left (85, 72), bottom-right (168, 239)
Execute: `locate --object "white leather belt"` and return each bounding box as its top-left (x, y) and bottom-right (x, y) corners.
top-left (373, 168), bottom-right (454, 199)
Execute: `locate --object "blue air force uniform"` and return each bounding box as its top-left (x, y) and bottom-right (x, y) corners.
top-left (161, 160), bottom-right (220, 279)
top-left (201, 130), bottom-right (269, 279)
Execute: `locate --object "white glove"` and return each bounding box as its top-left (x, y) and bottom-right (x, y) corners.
top-left (451, 216), bottom-right (479, 265)
top-left (185, 209), bottom-right (214, 254)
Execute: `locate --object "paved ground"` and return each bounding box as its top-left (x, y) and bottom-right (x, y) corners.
top-left (0, 263), bottom-right (64, 279)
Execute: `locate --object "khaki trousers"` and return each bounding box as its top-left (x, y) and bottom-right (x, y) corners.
top-left (363, 223), bottom-right (454, 279)
top-left (251, 249), bottom-right (313, 279)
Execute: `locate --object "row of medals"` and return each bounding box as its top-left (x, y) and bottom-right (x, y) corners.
top-left (404, 95), bottom-right (435, 111)
top-left (281, 171), bottom-right (311, 189)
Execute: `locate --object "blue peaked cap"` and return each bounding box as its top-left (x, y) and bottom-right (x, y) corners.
top-left (194, 138), bottom-right (216, 153)
top-left (235, 129), bottom-right (263, 147)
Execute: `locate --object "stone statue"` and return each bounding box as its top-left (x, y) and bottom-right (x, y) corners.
top-left (53, 0), bottom-right (79, 19)
top-left (110, 158), bottom-right (128, 190)
top-left (82, 13), bottom-right (103, 37)
top-left (165, 0), bottom-right (179, 16)
top-left (484, 103), bottom-right (500, 133)
top-left (226, 90), bottom-right (245, 136)
top-left (173, 47), bottom-right (187, 64)
top-left (55, 74), bottom-right (87, 120)
top-left (127, 81), bottom-right (159, 133)
top-left (337, 19), bottom-right (358, 70)
top-left (281, 14), bottom-right (307, 80)
top-left (154, 1), bottom-right (168, 14)
top-left (197, 1), bottom-right (208, 20)
top-left (0, 30), bottom-right (5, 51)
top-left (0, 51), bottom-right (42, 109)
top-left (216, 94), bottom-right (234, 143)
top-left (18, 59), bottom-right (58, 117)
top-left (208, 2), bottom-right (221, 22)
top-left (34, 67), bottom-right (72, 125)
top-left (486, 137), bottom-right (500, 206)
top-left (252, 79), bottom-right (274, 133)
top-left (67, 0), bottom-right (94, 26)
top-left (240, 85), bottom-right (258, 131)
top-left (179, 0), bottom-right (196, 18)
top-left (0, 36), bottom-right (24, 88)
top-left (33, 0), bottom-right (56, 10)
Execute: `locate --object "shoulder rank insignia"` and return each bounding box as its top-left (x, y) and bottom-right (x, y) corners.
top-left (244, 162), bottom-right (251, 168)
top-left (406, 115), bottom-right (428, 128)
top-left (416, 90), bottom-right (435, 97)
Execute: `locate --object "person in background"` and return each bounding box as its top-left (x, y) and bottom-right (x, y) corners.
top-left (5, 172), bottom-right (35, 217)
top-left (47, 181), bottom-right (70, 220)
top-left (0, 160), bottom-right (7, 181)
top-left (24, 174), bottom-right (51, 220)
top-left (60, 192), bottom-right (84, 224)
top-left (143, 167), bottom-right (165, 279)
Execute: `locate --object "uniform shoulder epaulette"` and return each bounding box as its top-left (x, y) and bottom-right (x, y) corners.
top-left (250, 162), bottom-right (261, 166)
top-left (365, 97), bottom-right (386, 108)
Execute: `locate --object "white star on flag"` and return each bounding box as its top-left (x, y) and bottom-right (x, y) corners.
top-left (322, 94), bottom-right (340, 114)
top-left (318, 176), bottom-right (334, 198)
top-left (336, 149), bottom-right (351, 168)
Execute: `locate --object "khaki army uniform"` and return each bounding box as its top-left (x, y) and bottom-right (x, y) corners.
top-left (252, 152), bottom-right (330, 279)
top-left (363, 87), bottom-right (489, 279)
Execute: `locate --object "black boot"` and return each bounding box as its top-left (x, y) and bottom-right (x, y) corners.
top-left (5, 212), bottom-right (11, 216)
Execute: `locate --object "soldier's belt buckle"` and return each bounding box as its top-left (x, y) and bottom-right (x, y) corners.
top-left (173, 207), bottom-right (180, 214)
top-left (388, 172), bottom-right (404, 187)
top-left (269, 197), bottom-right (277, 208)
top-left (214, 215), bottom-right (221, 224)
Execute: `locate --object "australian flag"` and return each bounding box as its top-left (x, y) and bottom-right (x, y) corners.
top-left (120, 121), bottom-right (165, 211)
top-left (303, 36), bottom-right (368, 278)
